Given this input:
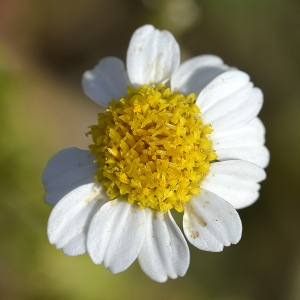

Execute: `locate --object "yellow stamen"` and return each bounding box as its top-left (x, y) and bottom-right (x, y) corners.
top-left (133, 103), bottom-right (141, 114)
top-left (88, 84), bottom-right (217, 213)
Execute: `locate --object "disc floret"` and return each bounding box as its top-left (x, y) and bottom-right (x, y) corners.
top-left (88, 84), bottom-right (217, 212)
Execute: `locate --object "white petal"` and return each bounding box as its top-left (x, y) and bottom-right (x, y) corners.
top-left (82, 57), bottom-right (130, 107)
top-left (138, 209), bottom-right (189, 282)
top-left (197, 70), bottom-right (263, 131)
top-left (62, 232), bottom-right (87, 256)
top-left (42, 148), bottom-right (97, 205)
top-left (47, 183), bottom-right (106, 256)
top-left (201, 160), bottom-right (266, 209)
top-left (126, 24), bottom-right (180, 86)
top-left (215, 146), bottom-right (269, 169)
top-left (171, 55), bottom-right (229, 96)
top-left (183, 190), bottom-right (242, 252)
top-left (211, 118), bottom-right (270, 168)
top-left (87, 200), bottom-right (146, 274)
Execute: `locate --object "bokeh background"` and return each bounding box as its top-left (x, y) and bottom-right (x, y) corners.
top-left (1, 0), bottom-right (300, 299)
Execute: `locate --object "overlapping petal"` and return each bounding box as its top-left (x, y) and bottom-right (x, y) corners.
top-left (42, 148), bottom-right (97, 205)
top-left (47, 183), bottom-right (106, 256)
top-left (82, 57), bottom-right (130, 107)
top-left (211, 118), bottom-right (270, 168)
top-left (201, 160), bottom-right (266, 209)
top-left (87, 200), bottom-right (146, 274)
top-left (197, 70), bottom-right (263, 131)
top-left (138, 209), bottom-right (189, 282)
top-left (183, 190), bottom-right (242, 252)
top-left (61, 232), bottom-right (88, 256)
top-left (171, 55), bottom-right (229, 96)
top-left (126, 24), bottom-right (180, 86)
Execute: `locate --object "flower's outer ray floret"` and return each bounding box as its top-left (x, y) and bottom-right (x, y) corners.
top-left (88, 84), bottom-right (217, 212)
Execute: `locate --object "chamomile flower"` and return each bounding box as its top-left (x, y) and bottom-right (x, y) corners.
top-left (42, 25), bottom-right (269, 282)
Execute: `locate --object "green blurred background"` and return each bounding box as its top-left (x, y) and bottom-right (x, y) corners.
top-left (1, 0), bottom-right (300, 299)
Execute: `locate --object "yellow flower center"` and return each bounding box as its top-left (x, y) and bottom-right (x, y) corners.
top-left (88, 84), bottom-right (217, 213)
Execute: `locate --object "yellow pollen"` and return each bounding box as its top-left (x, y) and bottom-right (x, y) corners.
top-left (174, 137), bottom-right (183, 146)
top-left (133, 103), bottom-right (141, 114)
top-left (159, 179), bottom-right (167, 188)
top-left (107, 148), bottom-right (118, 157)
top-left (118, 172), bottom-right (129, 184)
top-left (88, 84), bottom-right (217, 213)
top-left (143, 188), bottom-right (151, 196)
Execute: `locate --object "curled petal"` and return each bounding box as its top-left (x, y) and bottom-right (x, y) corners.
top-left (87, 200), bottom-right (146, 274)
top-left (42, 148), bottom-right (97, 205)
top-left (47, 183), bottom-right (106, 256)
top-left (201, 160), bottom-right (266, 209)
top-left (171, 55), bottom-right (229, 96)
top-left (138, 209), bottom-right (189, 282)
top-left (126, 24), bottom-right (180, 86)
top-left (82, 57), bottom-right (130, 107)
top-left (183, 190), bottom-right (242, 252)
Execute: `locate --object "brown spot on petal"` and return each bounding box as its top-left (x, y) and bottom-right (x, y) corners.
top-left (130, 205), bottom-right (138, 213)
top-left (84, 189), bottom-right (99, 204)
top-left (185, 203), bottom-right (206, 226)
top-left (190, 230), bottom-right (199, 239)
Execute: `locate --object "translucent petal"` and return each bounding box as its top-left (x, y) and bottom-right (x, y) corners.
top-left (211, 118), bottom-right (270, 168)
top-left (201, 160), bottom-right (266, 209)
top-left (183, 190), bottom-right (242, 252)
top-left (138, 209), bottom-right (189, 282)
top-left (82, 57), bottom-right (130, 107)
top-left (171, 55), bottom-right (229, 96)
top-left (87, 200), bottom-right (146, 274)
top-left (197, 70), bottom-right (263, 131)
top-left (126, 24), bottom-right (180, 86)
top-left (47, 183), bottom-right (106, 255)
top-left (42, 147), bottom-right (97, 205)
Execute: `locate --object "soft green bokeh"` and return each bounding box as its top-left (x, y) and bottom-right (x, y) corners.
top-left (1, 1), bottom-right (300, 299)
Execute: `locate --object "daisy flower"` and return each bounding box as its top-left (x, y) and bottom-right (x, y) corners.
top-left (42, 25), bottom-right (269, 282)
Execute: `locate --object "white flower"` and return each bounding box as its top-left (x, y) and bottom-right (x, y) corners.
top-left (42, 25), bottom-right (269, 282)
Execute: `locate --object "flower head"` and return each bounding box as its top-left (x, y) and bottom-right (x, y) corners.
top-left (42, 25), bottom-right (269, 282)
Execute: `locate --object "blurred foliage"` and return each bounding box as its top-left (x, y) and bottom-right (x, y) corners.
top-left (0, 0), bottom-right (300, 299)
